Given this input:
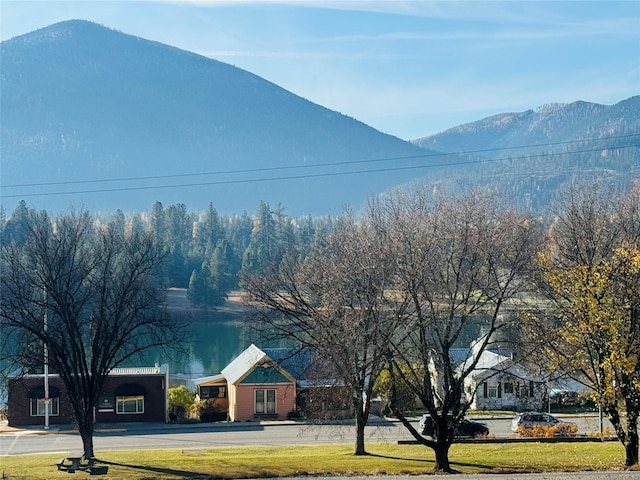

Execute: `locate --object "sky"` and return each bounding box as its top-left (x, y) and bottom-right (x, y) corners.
top-left (1, 1), bottom-right (638, 140)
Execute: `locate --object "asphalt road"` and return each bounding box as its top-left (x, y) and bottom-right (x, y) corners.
top-left (0, 414), bottom-right (615, 456)
top-left (3, 422), bottom-right (402, 455)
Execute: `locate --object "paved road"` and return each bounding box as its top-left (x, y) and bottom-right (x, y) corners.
top-left (0, 415), bottom-right (614, 456)
top-left (1, 421), bottom-right (412, 455)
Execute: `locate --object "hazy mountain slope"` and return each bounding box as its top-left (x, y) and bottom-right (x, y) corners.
top-left (2, 20), bottom-right (637, 217)
top-left (410, 97), bottom-right (640, 210)
top-left (413, 97), bottom-right (640, 157)
top-left (1, 20), bottom-right (435, 216)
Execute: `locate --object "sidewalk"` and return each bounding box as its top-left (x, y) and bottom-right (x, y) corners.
top-left (0, 418), bottom-right (303, 435)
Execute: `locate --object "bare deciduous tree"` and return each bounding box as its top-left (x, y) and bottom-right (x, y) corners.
top-left (376, 188), bottom-right (541, 472)
top-left (0, 210), bottom-right (186, 458)
top-left (242, 210), bottom-right (402, 455)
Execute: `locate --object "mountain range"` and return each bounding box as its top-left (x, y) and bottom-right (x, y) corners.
top-left (1, 20), bottom-right (638, 217)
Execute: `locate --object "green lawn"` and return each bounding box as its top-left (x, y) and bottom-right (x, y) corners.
top-left (0, 442), bottom-right (635, 480)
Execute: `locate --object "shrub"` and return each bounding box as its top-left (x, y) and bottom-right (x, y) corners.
top-left (168, 386), bottom-right (196, 423)
top-left (517, 423), bottom-right (578, 437)
top-left (196, 399), bottom-right (227, 422)
top-left (589, 427), bottom-right (614, 438)
top-left (287, 409), bottom-right (303, 420)
top-left (168, 404), bottom-right (188, 423)
top-left (552, 422), bottom-right (578, 436)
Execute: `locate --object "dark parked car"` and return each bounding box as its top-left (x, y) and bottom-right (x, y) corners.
top-left (419, 414), bottom-right (489, 439)
top-left (511, 412), bottom-right (577, 433)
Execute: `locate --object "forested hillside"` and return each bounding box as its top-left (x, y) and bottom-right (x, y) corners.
top-left (411, 97), bottom-right (640, 210)
top-left (1, 199), bottom-right (323, 308)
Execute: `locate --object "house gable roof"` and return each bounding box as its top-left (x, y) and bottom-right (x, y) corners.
top-left (190, 373), bottom-right (226, 389)
top-left (450, 344), bottom-right (541, 383)
top-left (240, 365), bottom-right (292, 384)
top-left (263, 347), bottom-right (315, 381)
top-left (221, 344), bottom-right (268, 385)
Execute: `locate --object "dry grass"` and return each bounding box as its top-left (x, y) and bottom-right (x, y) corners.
top-left (0, 441), bottom-right (630, 480)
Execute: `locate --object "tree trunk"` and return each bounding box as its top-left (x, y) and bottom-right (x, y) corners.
top-left (625, 438), bottom-right (639, 467)
top-left (624, 416), bottom-right (639, 467)
top-left (77, 408), bottom-right (95, 459)
top-left (606, 405), bottom-right (640, 467)
top-left (433, 439), bottom-right (452, 473)
top-left (354, 403), bottom-right (367, 455)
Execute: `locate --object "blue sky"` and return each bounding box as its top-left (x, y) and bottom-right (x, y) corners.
top-left (1, 1), bottom-right (638, 140)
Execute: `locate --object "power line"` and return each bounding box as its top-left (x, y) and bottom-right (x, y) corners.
top-left (1, 135), bottom-right (638, 199)
top-left (3, 133), bottom-right (638, 189)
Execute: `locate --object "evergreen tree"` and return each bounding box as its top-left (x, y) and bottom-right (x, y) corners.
top-left (274, 203), bottom-right (296, 255)
top-left (210, 239), bottom-right (241, 293)
top-left (241, 201), bottom-right (279, 276)
top-left (149, 201), bottom-right (165, 245)
top-left (126, 213), bottom-right (145, 238)
top-left (2, 200), bottom-right (33, 246)
top-left (164, 203), bottom-right (194, 287)
top-left (296, 214), bottom-right (316, 256)
top-left (196, 203), bottom-right (224, 254)
top-left (226, 211), bottom-right (253, 261)
top-left (187, 267), bottom-right (210, 308)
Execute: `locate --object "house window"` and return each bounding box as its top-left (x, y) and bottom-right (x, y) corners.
top-left (255, 389), bottom-right (276, 414)
top-left (482, 382), bottom-right (502, 398)
top-left (201, 386), bottom-right (226, 399)
top-left (517, 383), bottom-right (530, 397)
top-left (503, 382), bottom-right (514, 394)
top-left (116, 396), bottom-right (144, 414)
top-left (30, 397), bottom-right (59, 416)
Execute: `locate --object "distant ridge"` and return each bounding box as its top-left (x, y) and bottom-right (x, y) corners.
top-left (0, 20), bottom-right (433, 216)
top-left (413, 96), bottom-right (640, 158)
top-left (409, 96), bottom-right (640, 210)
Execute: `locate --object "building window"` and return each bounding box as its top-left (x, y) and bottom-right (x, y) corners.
top-left (116, 396), bottom-right (144, 414)
top-left (255, 389), bottom-right (276, 414)
top-left (200, 386), bottom-right (226, 399)
top-left (503, 382), bottom-right (514, 394)
top-left (516, 383), bottom-right (530, 398)
top-left (482, 382), bottom-right (502, 398)
top-left (30, 397), bottom-right (59, 416)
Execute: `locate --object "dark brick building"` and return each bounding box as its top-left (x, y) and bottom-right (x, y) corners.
top-left (7, 365), bottom-right (169, 426)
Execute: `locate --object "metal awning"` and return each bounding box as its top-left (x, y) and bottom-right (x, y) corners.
top-left (114, 383), bottom-right (147, 396)
top-left (28, 386), bottom-right (60, 398)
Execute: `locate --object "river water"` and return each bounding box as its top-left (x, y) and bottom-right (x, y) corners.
top-left (135, 289), bottom-right (258, 380)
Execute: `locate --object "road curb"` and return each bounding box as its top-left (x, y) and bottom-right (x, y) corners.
top-left (398, 436), bottom-right (618, 445)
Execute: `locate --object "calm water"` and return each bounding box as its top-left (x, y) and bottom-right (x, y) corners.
top-left (134, 314), bottom-right (261, 379)
top-left (125, 289), bottom-right (261, 379)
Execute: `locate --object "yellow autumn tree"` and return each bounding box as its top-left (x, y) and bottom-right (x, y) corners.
top-left (536, 182), bottom-right (640, 467)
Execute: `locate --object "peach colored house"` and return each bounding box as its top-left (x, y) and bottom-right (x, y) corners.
top-left (193, 344), bottom-right (297, 422)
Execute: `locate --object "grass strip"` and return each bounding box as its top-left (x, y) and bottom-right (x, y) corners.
top-left (0, 441), bottom-right (634, 479)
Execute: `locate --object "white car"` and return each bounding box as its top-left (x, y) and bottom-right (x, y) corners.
top-left (511, 412), bottom-right (576, 432)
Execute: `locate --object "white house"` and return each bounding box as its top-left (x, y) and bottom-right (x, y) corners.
top-left (453, 342), bottom-right (545, 411)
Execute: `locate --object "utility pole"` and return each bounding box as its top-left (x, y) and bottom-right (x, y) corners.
top-left (43, 288), bottom-right (49, 430)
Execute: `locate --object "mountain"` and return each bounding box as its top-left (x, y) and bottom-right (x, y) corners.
top-left (413, 97), bottom-right (640, 157)
top-left (2, 20), bottom-right (638, 217)
top-left (0, 20), bottom-right (436, 216)
top-left (412, 97), bottom-right (640, 209)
